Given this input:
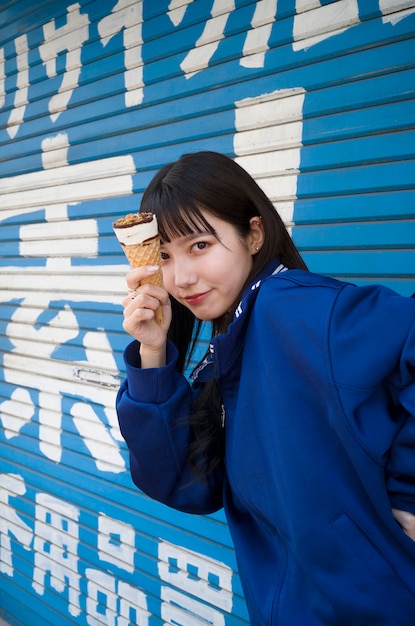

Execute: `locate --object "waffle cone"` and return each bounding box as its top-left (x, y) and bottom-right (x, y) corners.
top-left (122, 237), bottom-right (163, 324)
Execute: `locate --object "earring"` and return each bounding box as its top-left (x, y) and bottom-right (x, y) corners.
top-left (255, 246), bottom-right (260, 251)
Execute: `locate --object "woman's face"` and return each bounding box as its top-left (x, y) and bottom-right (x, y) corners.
top-left (160, 210), bottom-right (263, 320)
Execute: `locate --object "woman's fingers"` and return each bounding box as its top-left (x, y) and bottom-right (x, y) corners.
top-left (121, 270), bottom-right (171, 347)
top-left (122, 282), bottom-right (168, 310)
top-left (125, 266), bottom-right (160, 291)
top-left (392, 508), bottom-right (415, 541)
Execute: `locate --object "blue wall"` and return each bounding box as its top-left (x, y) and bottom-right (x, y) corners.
top-left (1, 2), bottom-right (414, 625)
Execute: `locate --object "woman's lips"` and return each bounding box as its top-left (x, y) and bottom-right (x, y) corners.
top-left (184, 291), bottom-right (211, 306)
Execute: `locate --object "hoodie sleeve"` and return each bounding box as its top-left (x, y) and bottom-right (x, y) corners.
top-left (384, 318), bottom-right (415, 515)
top-left (329, 283), bottom-right (415, 514)
top-left (116, 340), bottom-right (224, 514)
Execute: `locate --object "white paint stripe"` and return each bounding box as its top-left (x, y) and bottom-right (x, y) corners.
top-left (241, 0), bottom-right (277, 68)
top-left (0, 48), bottom-right (5, 108)
top-left (39, 3), bottom-right (90, 122)
top-left (42, 133), bottom-right (70, 169)
top-left (234, 89), bottom-right (304, 226)
top-left (0, 155), bottom-right (136, 211)
top-left (20, 219), bottom-right (97, 239)
top-left (159, 541), bottom-right (233, 600)
top-left (0, 266), bottom-right (128, 304)
top-left (19, 219), bottom-right (98, 258)
top-left (19, 219), bottom-right (97, 240)
top-left (168, 0), bottom-right (194, 26)
top-left (240, 23), bottom-right (273, 67)
top-left (234, 123), bottom-right (304, 152)
top-left (273, 201), bottom-right (295, 225)
top-left (180, 0), bottom-right (235, 77)
top-left (0, 154), bottom-right (135, 197)
top-left (70, 402), bottom-right (124, 472)
top-left (258, 174), bottom-right (299, 199)
top-left (98, 0), bottom-right (144, 108)
top-left (235, 149), bottom-right (301, 173)
top-left (161, 587), bottom-right (226, 626)
top-left (0, 173), bottom-right (134, 212)
top-left (7, 34), bottom-right (29, 139)
top-left (293, 0), bottom-right (359, 51)
top-left (235, 88), bottom-right (305, 128)
top-left (380, 1), bottom-right (415, 24)
top-left (4, 354), bottom-right (118, 403)
top-left (1, 389), bottom-right (34, 441)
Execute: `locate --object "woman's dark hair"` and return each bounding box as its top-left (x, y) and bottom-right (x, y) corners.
top-left (140, 151), bottom-right (307, 478)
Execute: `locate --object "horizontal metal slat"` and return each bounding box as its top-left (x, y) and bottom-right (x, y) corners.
top-left (297, 159), bottom-right (415, 197)
top-left (294, 220), bottom-right (415, 250)
top-left (301, 249), bottom-right (415, 276)
top-left (293, 190), bottom-right (415, 224)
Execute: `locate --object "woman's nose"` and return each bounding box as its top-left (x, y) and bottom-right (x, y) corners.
top-left (174, 258), bottom-right (197, 287)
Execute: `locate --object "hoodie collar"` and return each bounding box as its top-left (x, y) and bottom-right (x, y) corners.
top-left (191, 259), bottom-right (285, 381)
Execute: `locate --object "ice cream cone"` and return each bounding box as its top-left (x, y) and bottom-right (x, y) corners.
top-left (122, 237), bottom-right (163, 324)
top-left (113, 212), bottom-right (163, 324)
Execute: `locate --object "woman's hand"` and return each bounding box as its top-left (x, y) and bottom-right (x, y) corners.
top-left (392, 508), bottom-right (415, 541)
top-left (122, 267), bottom-right (171, 366)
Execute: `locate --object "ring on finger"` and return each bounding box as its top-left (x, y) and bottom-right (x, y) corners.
top-left (127, 288), bottom-right (138, 299)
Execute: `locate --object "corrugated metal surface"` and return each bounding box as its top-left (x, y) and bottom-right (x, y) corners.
top-left (0, 1), bottom-right (414, 625)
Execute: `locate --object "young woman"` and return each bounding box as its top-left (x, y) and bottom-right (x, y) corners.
top-left (116, 151), bottom-right (415, 625)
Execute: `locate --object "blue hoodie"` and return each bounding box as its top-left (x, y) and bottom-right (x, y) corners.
top-left (116, 262), bottom-right (415, 625)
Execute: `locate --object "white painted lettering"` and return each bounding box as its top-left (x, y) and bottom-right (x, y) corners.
top-left (380, 0), bottom-right (415, 24)
top-left (33, 493), bottom-right (81, 616)
top-left (118, 581), bottom-right (150, 626)
top-left (180, 0), bottom-right (235, 78)
top-left (161, 586), bottom-right (225, 626)
top-left (158, 540), bottom-right (233, 611)
top-left (293, 0), bottom-right (360, 51)
top-left (0, 474), bottom-right (33, 576)
top-left (7, 34), bottom-right (29, 138)
top-left (86, 569), bottom-right (117, 626)
top-left (168, 0), bottom-right (195, 26)
top-left (39, 4), bottom-right (89, 122)
top-left (98, 514), bottom-right (135, 573)
top-left (0, 47), bottom-right (4, 108)
top-left (234, 88), bottom-right (305, 226)
top-left (98, 0), bottom-right (144, 107)
top-left (241, 0), bottom-right (278, 68)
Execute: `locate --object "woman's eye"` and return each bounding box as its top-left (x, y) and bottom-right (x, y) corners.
top-left (160, 251), bottom-right (169, 261)
top-left (192, 241), bottom-right (208, 252)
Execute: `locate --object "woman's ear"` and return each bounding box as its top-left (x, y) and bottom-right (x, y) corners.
top-left (248, 216), bottom-right (265, 254)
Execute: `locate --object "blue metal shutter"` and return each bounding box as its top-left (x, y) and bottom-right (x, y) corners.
top-left (1, 2), bottom-right (414, 626)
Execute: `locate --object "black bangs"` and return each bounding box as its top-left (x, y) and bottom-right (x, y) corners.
top-left (148, 188), bottom-right (217, 243)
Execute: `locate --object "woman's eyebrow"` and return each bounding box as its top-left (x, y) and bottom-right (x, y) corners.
top-left (161, 229), bottom-right (211, 245)
top-left (183, 230), bottom-right (211, 240)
